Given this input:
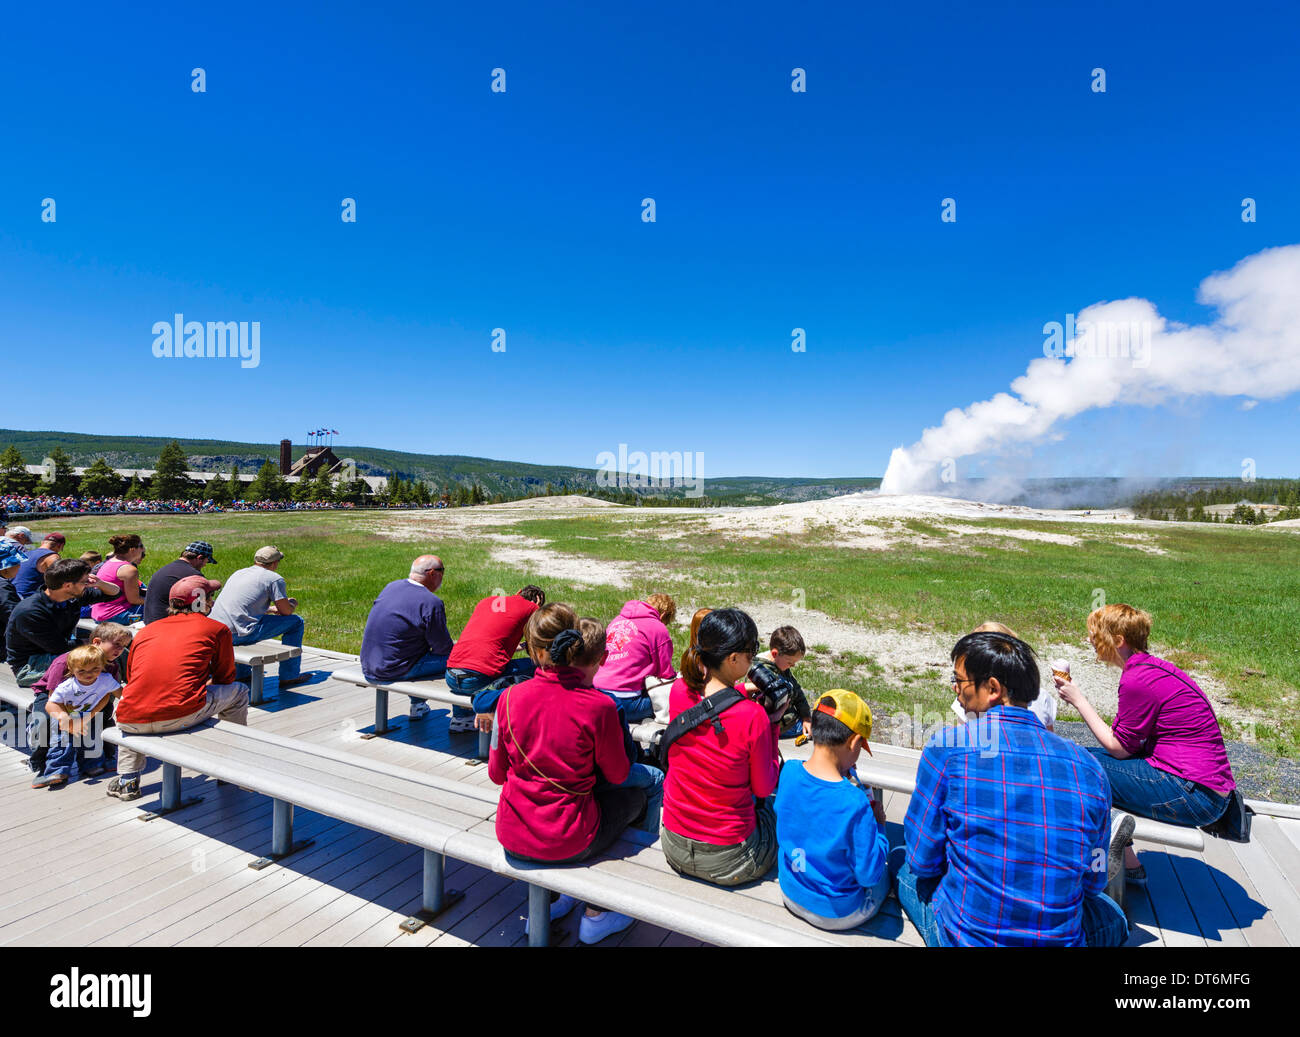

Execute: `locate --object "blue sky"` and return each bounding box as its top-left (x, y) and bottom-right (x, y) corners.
top-left (2, 1), bottom-right (1298, 480)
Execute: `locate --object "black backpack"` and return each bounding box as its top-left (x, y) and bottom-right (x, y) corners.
top-left (656, 686), bottom-right (748, 770)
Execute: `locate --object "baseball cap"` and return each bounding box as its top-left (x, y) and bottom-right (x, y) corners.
top-left (254, 545), bottom-right (284, 564)
top-left (169, 574), bottom-right (222, 604)
top-left (814, 689), bottom-right (875, 755)
top-left (0, 540), bottom-right (25, 570)
top-left (8, 526), bottom-right (35, 543)
top-left (184, 541), bottom-right (217, 563)
top-left (43, 532), bottom-right (66, 546)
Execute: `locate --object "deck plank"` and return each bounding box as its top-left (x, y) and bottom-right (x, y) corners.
top-left (1196, 831), bottom-right (1287, 947)
top-left (5, 653), bottom-right (1298, 948)
top-left (1129, 849), bottom-right (1205, 947)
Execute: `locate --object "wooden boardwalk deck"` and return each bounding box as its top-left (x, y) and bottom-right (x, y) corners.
top-left (2, 647), bottom-right (1297, 948)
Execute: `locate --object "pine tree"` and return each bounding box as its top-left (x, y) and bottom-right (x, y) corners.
top-left (151, 440), bottom-right (191, 500)
top-left (43, 446), bottom-right (78, 494)
top-left (78, 457), bottom-right (123, 497)
top-left (0, 445), bottom-right (36, 495)
top-left (248, 461), bottom-right (289, 501)
top-left (470, 482), bottom-right (485, 505)
top-left (125, 475), bottom-right (146, 500)
top-left (227, 465), bottom-right (242, 501)
top-left (206, 472), bottom-right (232, 506)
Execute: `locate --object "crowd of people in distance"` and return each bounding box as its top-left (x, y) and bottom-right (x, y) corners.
top-left (1, 516), bottom-right (1245, 947)
top-left (1, 494), bottom-right (363, 516)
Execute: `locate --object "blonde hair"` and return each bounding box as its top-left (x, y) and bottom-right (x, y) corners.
top-left (91, 622), bottom-right (133, 647)
top-left (645, 593), bottom-right (677, 626)
top-left (68, 644), bottom-right (107, 675)
top-left (1087, 604), bottom-right (1151, 655)
top-left (574, 617), bottom-right (609, 668)
top-left (971, 621), bottom-right (1019, 639)
top-left (525, 603), bottom-right (571, 665)
top-left (526, 604), bottom-right (607, 668)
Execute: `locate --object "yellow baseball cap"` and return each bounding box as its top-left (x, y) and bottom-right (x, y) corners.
top-left (814, 689), bottom-right (874, 755)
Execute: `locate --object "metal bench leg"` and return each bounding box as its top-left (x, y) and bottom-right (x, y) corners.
top-left (250, 799), bottom-right (315, 869)
top-left (361, 687), bottom-right (399, 739)
top-left (399, 850), bottom-right (466, 933)
top-left (249, 662), bottom-right (277, 706)
top-left (528, 883), bottom-right (553, 947)
top-left (138, 762), bottom-right (204, 821)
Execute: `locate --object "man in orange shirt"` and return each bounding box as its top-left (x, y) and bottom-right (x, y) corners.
top-left (108, 575), bottom-right (249, 802)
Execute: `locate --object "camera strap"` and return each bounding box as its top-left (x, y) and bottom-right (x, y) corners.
top-left (658, 686), bottom-right (747, 768)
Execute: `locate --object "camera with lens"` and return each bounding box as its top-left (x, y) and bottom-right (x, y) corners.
top-left (747, 661), bottom-right (794, 723)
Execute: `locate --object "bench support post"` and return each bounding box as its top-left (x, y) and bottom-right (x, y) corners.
top-left (399, 850), bottom-right (465, 933)
top-left (248, 662), bottom-right (277, 706)
top-left (249, 798), bottom-right (314, 869)
top-left (138, 762), bottom-right (204, 822)
top-left (361, 687), bottom-right (399, 739)
top-left (528, 883), bottom-right (553, 947)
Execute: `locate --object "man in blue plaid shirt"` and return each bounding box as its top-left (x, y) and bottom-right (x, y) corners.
top-left (895, 631), bottom-right (1129, 947)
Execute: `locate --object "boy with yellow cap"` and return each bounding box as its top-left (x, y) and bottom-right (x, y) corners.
top-left (774, 690), bottom-right (891, 931)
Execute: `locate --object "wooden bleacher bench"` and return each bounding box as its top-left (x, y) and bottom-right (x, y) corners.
top-left (98, 719), bottom-right (899, 946)
top-left (331, 663), bottom-right (489, 758)
top-left (628, 712), bottom-right (1205, 851)
top-left (75, 618), bottom-right (301, 706)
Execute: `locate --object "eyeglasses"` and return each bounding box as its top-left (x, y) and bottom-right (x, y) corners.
top-left (951, 672), bottom-right (976, 687)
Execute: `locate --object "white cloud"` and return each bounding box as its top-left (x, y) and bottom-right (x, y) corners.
top-left (881, 244), bottom-right (1300, 494)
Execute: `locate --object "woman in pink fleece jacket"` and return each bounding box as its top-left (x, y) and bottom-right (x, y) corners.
top-left (593, 594), bottom-right (677, 723)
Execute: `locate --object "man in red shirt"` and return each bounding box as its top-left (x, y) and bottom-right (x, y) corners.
top-left (107, 575), bottom-right (249, 802)
top-left (446, 585), bottom-right (544, 733)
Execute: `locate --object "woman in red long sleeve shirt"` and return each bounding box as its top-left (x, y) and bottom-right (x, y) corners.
top-left (661, 607), bottom-right (781, 886)
top-left (489, 603), bottom-right (647, 943)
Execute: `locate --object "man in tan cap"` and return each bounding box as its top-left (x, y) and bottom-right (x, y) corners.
top-left (209, 545), bottom-right (310, 687)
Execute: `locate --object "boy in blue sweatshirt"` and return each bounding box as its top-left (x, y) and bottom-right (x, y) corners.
top-left (775, 690), bottom-right (890, 930)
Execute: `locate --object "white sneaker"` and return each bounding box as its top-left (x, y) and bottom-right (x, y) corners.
top-left (408, 700), bottom-right (431, 720)
top-left (524, 894), bottom-right (577, 935)
top-left (448, 715), bottom-right (476, 733)
top-left (578, 909), bottom-right (635, 945)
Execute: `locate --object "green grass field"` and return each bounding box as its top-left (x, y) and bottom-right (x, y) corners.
top-left (32, 507), bottom-right (1300, 757)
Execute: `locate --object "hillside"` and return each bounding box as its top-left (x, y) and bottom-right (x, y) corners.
top-left (0, 428), bottom-right (880, 505)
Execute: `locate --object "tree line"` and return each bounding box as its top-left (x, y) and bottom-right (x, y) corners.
top-left (0, 442), bottom-right (720, 510)
top-left (1131, 479), bottom-right (1300, 523)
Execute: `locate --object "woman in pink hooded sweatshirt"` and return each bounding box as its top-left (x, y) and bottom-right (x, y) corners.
top-left (593, 594), bottom-right (677, 723)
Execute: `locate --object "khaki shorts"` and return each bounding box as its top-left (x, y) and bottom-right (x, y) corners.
top-left (660, 799), bottom-right (777, 886)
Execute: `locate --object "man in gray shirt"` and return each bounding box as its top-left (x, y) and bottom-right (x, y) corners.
top-left (209, 545), bottom-right (309, 687)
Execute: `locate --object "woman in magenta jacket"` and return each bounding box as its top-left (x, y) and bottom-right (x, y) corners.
top-left (489, 603), bottom-right (647, 944)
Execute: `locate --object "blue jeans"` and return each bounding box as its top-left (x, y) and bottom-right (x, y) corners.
top-left (1081, 890), bottom-right (1129, 947)
top-left (233, 613), bottom-right (304, 682)
top-left (1086, 748), bottom-right (1230, 828)
top-left (43, 707), bottom-right (116, 779)
top-left (597, 690), bottom-right (655, 724)
top-left (893, 848), bottom-right (1129, 947)
top-left (25, 691), bottom-right (51, 774)
top-left (447, 659), bottom-right (535, 719)
top-left (601, 763), bottom-right (664, 833)
top-left (893, 850), bottom-right (950, 947)
top-left (393, 651), bottom-right (451, 711)
top-left (97, 603), bottom-right (144, 625)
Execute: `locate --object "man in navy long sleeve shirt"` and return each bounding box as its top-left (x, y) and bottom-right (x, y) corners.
top-left (360, 555), bottom-right (455, 717)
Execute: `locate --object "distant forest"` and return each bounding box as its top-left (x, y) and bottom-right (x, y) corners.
top-left (1130, 479), bottom-right (1300, 524)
